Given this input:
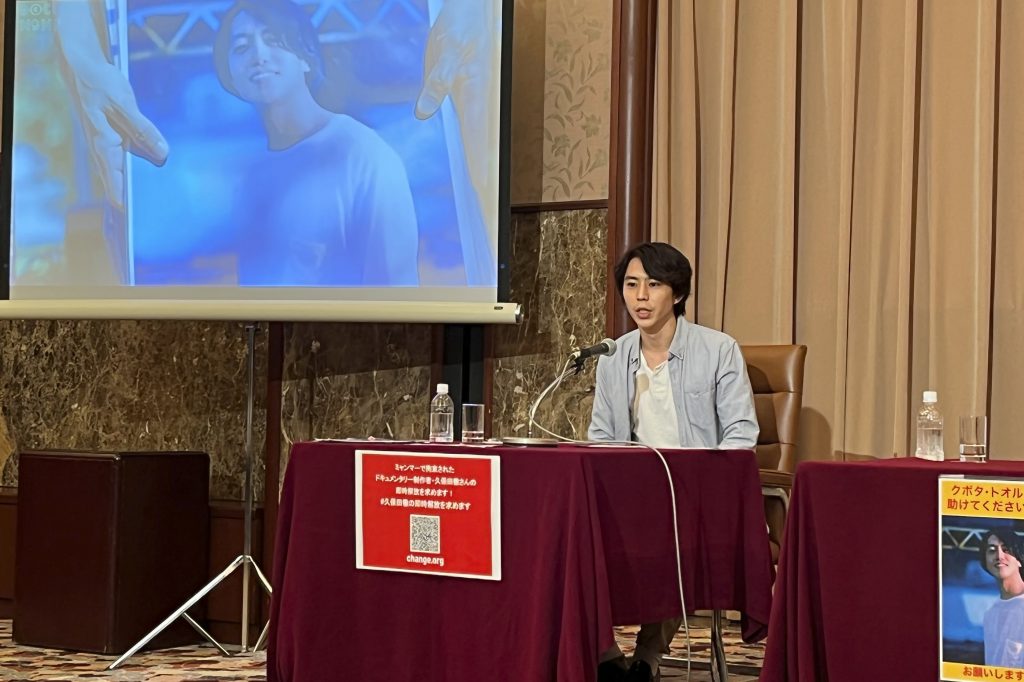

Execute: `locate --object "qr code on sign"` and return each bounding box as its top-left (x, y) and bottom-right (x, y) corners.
top-left (409, 514), bottom-right (441, 554)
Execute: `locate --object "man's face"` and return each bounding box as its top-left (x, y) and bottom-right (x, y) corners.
top-left (227, 12), bottom-right (311, 105)
top-left (986, 534), bottom-right (1022, 581)
top-left (622, 258), bottom-right (680, 334)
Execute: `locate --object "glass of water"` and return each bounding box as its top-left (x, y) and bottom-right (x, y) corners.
top-left (461, 404), bottom-right (486, 443)
top-left (959, 416), bottom-right (988, 463)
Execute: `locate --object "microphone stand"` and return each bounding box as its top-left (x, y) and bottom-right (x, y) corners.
top-left (502, 358), bottom-right (581, 446)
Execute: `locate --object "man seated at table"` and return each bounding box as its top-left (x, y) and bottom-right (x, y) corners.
top-left (588, 241), bottom-right (759, 682)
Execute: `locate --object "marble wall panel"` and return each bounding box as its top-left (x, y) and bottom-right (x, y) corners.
top-left (0, 320), bottom-right (265, 501)
top-left (491, 209), bottom-right (608, 438)
top-left (278, 323), bottom-right (434, 481)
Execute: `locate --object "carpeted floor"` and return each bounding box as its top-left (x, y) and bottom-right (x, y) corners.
top-left (0, 620), bottom-right (266, 681)
top-left (615, 615), bottom-right (764, 680)
top-left (0, 618), bottom-right (762, 680)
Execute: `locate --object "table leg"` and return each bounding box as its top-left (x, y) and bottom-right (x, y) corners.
top-left (710, 609), bottom-right (730, 680)
top-left (660, 611), bottom-right (732, 679)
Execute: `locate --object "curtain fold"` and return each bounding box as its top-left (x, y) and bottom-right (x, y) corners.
top-left (653, 0), bottom-right (1021, 461)
top-left (989, 1), bottom-right (1024, 459)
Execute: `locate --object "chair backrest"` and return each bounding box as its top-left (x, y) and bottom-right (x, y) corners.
top-left (741, 345), bottom-right (807, 473)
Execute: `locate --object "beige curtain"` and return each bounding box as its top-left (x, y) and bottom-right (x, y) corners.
top-left (653, 0), bottom-right (1024, 462)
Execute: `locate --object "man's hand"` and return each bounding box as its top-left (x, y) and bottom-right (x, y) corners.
top-left (415, 0), bottom-right (499, 247)
top-left (54, 0), bottom-right (168, 209)
top-left (65, 60), bottom-right (168, 209)
top-left (414, 0), bottom-right (495, 123)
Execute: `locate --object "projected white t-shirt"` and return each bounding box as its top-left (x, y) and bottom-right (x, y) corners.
top-left (237, 114), bottom-right (418, 287)
top-left (984, 593), bottom-right (1024, 668)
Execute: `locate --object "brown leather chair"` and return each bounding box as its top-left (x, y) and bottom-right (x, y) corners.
top-left (741, 344), bottom-right (807, 562)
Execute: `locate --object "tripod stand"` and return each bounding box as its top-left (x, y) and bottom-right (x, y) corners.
top-left (109, 322), bottom-right (272, 669)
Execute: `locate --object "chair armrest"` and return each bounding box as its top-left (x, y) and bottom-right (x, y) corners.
top-left (758, 469), bottom-right (793, 490)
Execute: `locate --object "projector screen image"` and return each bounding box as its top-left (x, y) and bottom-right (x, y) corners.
top-left (7, 0), bottom-right (505, 309)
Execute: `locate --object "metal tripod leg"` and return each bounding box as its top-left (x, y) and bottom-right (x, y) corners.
top-left (181, 613), bottom-right (231, 658)
top-left (107, 553), bottom-right (274, 670)
top-left (253, 619), bottom-right (271, 652)
top-left (240, 555), bottom-right (273, 654)
top-left (108, 556), bottom-right (244, 670)
top-left (108, 323), bottom-right (273, 670)
top-left (239, 555), bottom-right (274, 653)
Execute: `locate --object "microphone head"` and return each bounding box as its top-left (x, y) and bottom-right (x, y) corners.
top-left (570, 338), bottom-right (618, 362)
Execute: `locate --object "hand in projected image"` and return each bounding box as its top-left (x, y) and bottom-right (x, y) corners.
top-left (54, 0), bottom-right (168, 209)
top-left (415, 0), bottom-right (498, 119)
top-left (62, 62), bottom-right (169, 209)
top-left (415, 0), bottom-right (499, 243)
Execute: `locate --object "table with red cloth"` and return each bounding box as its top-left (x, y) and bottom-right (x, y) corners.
top-left (761, 457), bottom-right (1024, 682)
top-left (267, 441), bottom-right (773, 682)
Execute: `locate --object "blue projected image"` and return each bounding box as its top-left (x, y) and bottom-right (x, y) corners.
top-left (942, 518), bottom-right (1024, 668)
top-left (10, 0), bottom-right (501, 293)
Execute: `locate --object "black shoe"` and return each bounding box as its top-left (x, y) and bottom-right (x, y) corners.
top-left (597, 656), bottom-right (628, 682)
top-left (625, 659), bottom-right (661, 682)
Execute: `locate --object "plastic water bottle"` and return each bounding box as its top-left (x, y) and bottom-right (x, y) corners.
top-left (428, 383), bottom-right (455, 443)
top-left (914, 390), bottom-right (944, 461)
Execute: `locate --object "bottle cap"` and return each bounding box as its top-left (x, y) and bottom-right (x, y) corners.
top-left (923, 390), bottom-right (938, 404)
top-left (436, 383), bottom-right (449, 394)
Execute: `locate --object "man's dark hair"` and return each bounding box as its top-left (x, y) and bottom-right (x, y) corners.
top-left (614, 242), bottom-right (693, 317)
top-left (213, 0), bottom-right (326, 99)
top-left (981, 528), bottom-right (1024, 581)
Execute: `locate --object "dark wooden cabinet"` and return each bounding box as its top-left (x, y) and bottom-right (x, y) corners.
top-left (13, 450), bottom-right (209, 654)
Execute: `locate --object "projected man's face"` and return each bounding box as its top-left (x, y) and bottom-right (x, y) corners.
top-left (986, 534), bottom-right (1023, 581)
top-left (227, 12), bottom-right (311, 105)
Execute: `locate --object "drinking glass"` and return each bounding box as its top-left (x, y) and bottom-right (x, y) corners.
top-left (461, 404), bottom-right (486, 443)
top-left (959, 416), bottom-right (988, 463)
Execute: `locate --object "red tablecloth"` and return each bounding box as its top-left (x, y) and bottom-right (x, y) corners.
top-left (267, 441), bottom-right (773, 682)
top-left (761, 457), bottom-right (1024, 682)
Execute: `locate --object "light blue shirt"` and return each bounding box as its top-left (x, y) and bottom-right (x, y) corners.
top-left (587, 316), bottom-right (759, 448)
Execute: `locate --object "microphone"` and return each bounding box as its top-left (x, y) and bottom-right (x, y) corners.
top-left (570, 338), bottom-right (617, 362)
top-left (504, 338), bottom-right (618, 446)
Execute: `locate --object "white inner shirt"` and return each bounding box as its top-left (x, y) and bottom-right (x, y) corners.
top-left (632, 350), bottom-right (682, 448)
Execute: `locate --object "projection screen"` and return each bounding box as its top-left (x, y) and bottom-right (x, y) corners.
top-left (1, 0), bottom-right (518, 323)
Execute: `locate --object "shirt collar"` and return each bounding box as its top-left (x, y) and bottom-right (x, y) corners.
top-left (669, 315), bottom-right (689, 359)
top-left (628, 315), bottom-right (688, 368)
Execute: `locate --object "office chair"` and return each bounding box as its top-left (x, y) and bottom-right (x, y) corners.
top-left (741, 344), bottom-right (807, 562)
